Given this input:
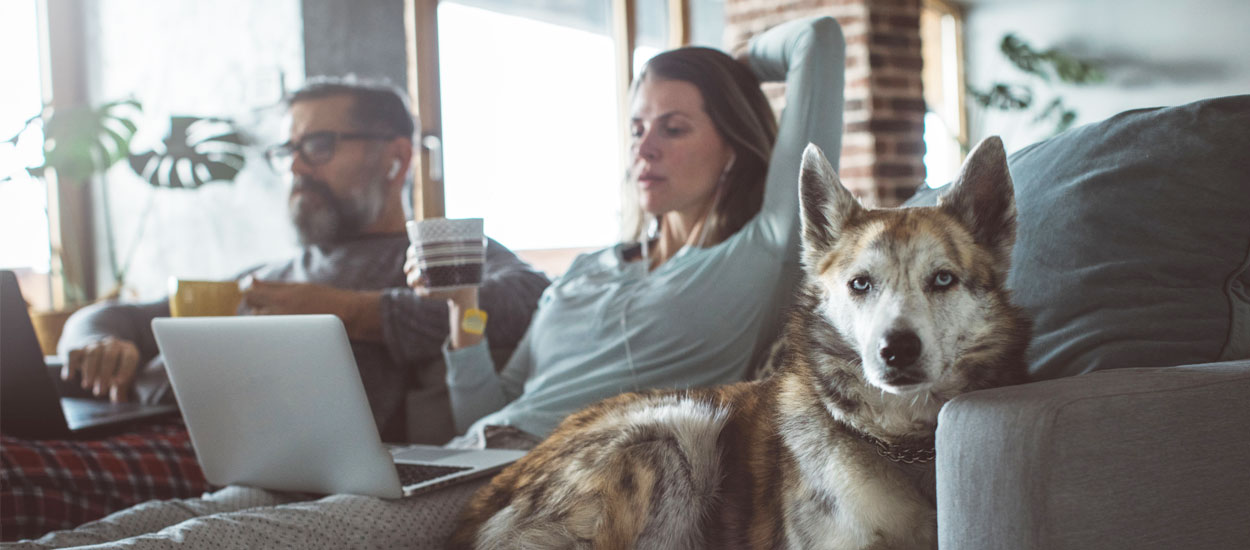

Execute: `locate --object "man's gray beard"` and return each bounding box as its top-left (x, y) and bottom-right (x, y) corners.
top-left (290, 176), bottom-right (387, 246)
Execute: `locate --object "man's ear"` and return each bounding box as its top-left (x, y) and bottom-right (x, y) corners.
top-left (387, 137), bottom-right (414, 183)
top-left (799, 143), bottom-right (862, 274)
top-left (938, 135), bottom-right (1016, 266)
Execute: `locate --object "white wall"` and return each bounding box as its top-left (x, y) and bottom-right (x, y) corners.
top-left (302, 0), bottom-right (408, 88)
top-left (86, 0), bottom-right (304, 300)
top-left (963, 0), bottom-right (1250, 152)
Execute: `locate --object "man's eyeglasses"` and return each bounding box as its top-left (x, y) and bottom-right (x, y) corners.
top-left (264, 131), bottom-right (398, 172)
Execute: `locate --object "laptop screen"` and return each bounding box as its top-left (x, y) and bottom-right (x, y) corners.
top-left (0, 270), bottom-right (73, 438)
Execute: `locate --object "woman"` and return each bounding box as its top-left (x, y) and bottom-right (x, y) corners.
top-left (15, 16), bottom-right (844, 549)
top-left (425, 17), bottom-right (844, 448)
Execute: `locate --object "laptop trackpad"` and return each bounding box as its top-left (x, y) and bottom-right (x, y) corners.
top-left (390, 446), bottom-right (473, 463)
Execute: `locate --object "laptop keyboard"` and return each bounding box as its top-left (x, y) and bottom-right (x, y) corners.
top-left (396, 463), bottom-right (472, 486)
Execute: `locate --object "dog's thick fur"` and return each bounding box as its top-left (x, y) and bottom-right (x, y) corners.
top-left (449, 136), bottom-right (1031, 550)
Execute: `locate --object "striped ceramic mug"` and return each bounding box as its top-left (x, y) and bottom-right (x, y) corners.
top-left (405, 217), bottom-right (485, 289)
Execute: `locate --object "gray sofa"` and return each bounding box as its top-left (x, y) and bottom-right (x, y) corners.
top-left (938, 361), bottom-right (1250, 549)
top-left (908, 95), bottom-right (1250, 548)
top-left (406, 96), bottom-right (1250, 546)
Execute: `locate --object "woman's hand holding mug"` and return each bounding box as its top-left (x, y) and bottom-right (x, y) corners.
top-left (405, 218), bottom-right (487, 349)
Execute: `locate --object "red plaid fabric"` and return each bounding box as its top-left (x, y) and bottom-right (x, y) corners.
top-left (0, 420), bottom-right (209, 542)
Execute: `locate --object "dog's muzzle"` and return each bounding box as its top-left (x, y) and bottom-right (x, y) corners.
top-left (879, 330), bottom-right (924, 385)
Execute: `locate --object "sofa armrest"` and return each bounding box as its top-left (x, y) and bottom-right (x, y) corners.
top-left (936, 361), bottom-right (1250, 550)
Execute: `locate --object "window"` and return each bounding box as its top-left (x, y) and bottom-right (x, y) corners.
top-left (0, 0), bottom-right (49, 274)
top-left (633, 0), bottom-right (667, 74)
top-left (920, 0), bottom-right (966, 188)
top-left (423, 0), bottom-right (686, 275)
top-left (438, 2), bottom-right (623, 253)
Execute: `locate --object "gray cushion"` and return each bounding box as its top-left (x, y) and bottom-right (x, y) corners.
top-left (907, 96), bottom-right (1250, 379)
top-left (936, 360), bottom-right (1250, 550)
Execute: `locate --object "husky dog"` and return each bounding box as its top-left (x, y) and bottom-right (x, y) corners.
top-left (449, 136), bottom-right (1031, 550)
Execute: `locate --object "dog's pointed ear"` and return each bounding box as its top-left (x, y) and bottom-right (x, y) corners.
top-left (799, 143), bottom-right (862, 273)
top-left (938, 136), bottom-right (1016, 266)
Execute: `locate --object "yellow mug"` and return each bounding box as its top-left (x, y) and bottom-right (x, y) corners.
top-left (168, 278), bottom-right (242, 317)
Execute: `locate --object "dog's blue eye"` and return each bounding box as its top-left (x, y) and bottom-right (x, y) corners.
top-left (933, 271), bottom-right (957, 289)
top-left (849, 277), bottom-right (872, 293)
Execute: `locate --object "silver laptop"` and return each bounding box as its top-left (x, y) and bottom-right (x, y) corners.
top-left (151, 314), bottom-right (525, 498)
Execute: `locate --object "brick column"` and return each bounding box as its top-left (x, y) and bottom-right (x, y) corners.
top-left (725, 0), bottom-right (925, 207)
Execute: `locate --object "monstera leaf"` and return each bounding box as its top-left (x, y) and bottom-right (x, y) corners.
top-left (23, 99), bottom-right (142, 182)
top-left (128, 116), bottom-right (246, 189)
top-left (966, 34), bottom-right (1105, 140)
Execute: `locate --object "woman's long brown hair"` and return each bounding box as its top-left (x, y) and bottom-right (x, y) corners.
top-left (623, 46), bottom-right (779, 247)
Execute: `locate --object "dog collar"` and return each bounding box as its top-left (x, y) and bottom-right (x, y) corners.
top-left (859, 433), bottom-right (936, 465)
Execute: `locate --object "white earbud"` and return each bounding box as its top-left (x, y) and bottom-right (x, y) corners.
top-left (388, 160), bottom-right (401, 179)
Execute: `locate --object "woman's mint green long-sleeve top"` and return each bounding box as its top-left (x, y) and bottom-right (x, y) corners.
top-left (444, 16), bottom-right (847, 441)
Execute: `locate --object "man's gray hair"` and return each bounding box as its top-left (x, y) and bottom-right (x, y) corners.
top-left (287, 75), bottom-right (416, 140)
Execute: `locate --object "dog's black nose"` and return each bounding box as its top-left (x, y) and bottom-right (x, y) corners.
top-left (879, 330), bottom-right (921, 369)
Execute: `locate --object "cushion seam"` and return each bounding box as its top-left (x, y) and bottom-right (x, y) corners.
top-left (1219, 228), bottom-right (1250, 360)
top-left (1048, 375), bottom-right (1250, 406)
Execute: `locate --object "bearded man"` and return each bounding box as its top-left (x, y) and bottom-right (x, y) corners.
top-left (0, 77), bottom-right (549, 541)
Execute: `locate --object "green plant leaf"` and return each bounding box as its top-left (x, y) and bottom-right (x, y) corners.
top-left (970, 84), bottom-right (1033, 110)
top-left (1033, 97), bottom-right (1064, 124)
top-left (1001, 34), bottom-right (1049, 81)
top-left (1054, 110), bottom-right (1078, 135)
top-left (39, 99), bottom-right (142, 182)
top-left (128, 116), bottom-right (247, 189)
top-left (973, 32), bottom-right (1106, 139)
top-left (999, 34), bottom-right (1105, 85)
top-left (1049, 53), bottom-right (1105, 84)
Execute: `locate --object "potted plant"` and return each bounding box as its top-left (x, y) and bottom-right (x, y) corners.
top-left (969, 34), bottom-right (1106, 143)
top-left (2, 100), bottom-right (247, 353)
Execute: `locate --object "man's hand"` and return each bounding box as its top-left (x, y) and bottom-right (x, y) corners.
top-left (239, 277), bottom-right (383, 341)
top-left (63, 337), bottom-right (141, 402)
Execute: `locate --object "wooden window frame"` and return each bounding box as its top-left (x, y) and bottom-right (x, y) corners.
top-left (921, 0), bottom-right (969, 159)
top-left (40, 0), bottom-right (98, 308)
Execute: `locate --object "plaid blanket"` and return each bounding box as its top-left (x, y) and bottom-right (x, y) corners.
top-left (0, 420), bottom-right (209, 542)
